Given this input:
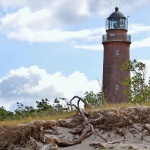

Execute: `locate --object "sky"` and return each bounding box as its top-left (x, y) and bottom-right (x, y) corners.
top-left (0, 0), bottom-right (150, 111)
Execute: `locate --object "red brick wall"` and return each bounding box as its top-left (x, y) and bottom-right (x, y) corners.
top-left (102, 29), bottom-right (131, 103)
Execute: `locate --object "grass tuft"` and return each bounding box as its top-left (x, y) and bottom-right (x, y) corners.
top-left (1, 102), bottom-right (150, 127)
top-left (0, 111), bottom-right (76, 127)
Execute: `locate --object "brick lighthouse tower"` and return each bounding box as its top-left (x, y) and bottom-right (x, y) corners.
top-left (102, 7), bottom-right (131, 103)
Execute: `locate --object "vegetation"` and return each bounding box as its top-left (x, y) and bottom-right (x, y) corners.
top-left (122, 59), bottom-right (150, 104)
top-left (0, 98), bottom-right (63, 122)
top-left (83, 91), bottom-right (105, 107)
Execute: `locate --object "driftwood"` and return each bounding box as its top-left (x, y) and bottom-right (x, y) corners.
top-left (70, 96), bottom-right (92, 110)
top-left (30, 96), bottom-right (118, 149)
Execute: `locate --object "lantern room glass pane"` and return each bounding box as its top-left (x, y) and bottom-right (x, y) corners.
top-left (106, 18), bottom-right (127, 30)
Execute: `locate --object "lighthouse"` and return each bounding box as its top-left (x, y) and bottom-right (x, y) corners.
top-left (102, 7), bottom-right (131, 103)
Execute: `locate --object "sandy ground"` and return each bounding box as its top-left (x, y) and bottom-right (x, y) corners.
top-left (1, 106), bottom-right (150, 150)
top-left (44, 125), bottom-right (150, 150)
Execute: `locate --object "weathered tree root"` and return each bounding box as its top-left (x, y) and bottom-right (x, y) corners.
top-left (69, 96), bottom-right (119, 144)
top-left (70, 96), bottom-right (92, 111)
top-left (30, 96), bottom-right (119, 149)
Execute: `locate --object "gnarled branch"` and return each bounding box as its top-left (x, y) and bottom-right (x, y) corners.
top-left (30, 95), bottom-right (119, 149)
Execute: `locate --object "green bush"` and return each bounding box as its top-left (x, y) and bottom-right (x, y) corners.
top-left (83, 91), bottom-right (105, 107)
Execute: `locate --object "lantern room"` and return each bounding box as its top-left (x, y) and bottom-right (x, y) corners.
top-left (106, 7), bottom-right (128, 31)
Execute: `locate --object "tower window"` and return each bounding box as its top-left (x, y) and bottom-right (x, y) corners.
top-left (115, 50), bottom-right (119, 55)
top-left (115, 85), bottom-right (119, 90)
top-left (110, 33), bottom-right (115, 36)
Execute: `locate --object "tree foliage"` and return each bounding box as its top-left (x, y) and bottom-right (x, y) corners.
top-left (0, 106), bottom-right (13, 121)
top-left (36, 98), bottom-right (53, 111)
top-left (122, 59), bottom-right (150, 103)
top-left (83, 91), bottom-right (105, 107)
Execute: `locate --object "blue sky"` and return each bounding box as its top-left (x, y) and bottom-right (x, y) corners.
top-left (0, 0), bottom-right (150, 110)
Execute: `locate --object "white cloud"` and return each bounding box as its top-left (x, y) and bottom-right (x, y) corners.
top-left (0, 7), bottom-right (53, 30)
top-left (0, 66), bottom-right (100, 110)
top-left (0, 0), bottom-right (149, 43)
top-left (0, 0), bottom-right (150, 54)
top-left (0, 0), bottom-right (149, 12)
top-left (131, 37), bottom-right (150, 49)
top-left (88, 0), bottom-right (150, 17)
top-left (2, 25), bottom-right (104, 42)
top-left (0, 5), bottom-right (104, 42)
top-left (0, 0), bottom-right (91, 26)
top-left (0, 0), bottom-right (27, 9)
top-left (129, 24), bottom-right (150, 34)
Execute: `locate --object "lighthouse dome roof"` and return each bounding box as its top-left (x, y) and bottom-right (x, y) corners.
top-left (108, 7), bottom-right (126, 19)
